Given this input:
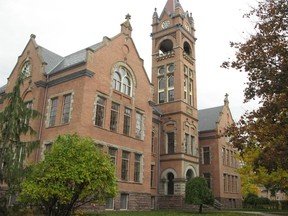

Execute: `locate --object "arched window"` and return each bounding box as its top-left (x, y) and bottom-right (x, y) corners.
top-left (159, 39), bottom-right (173, 53)
top-left (21, 61), bottom-right (31, 77)
top-left (167, 172), bottom-right (174, 195)
top-left (183, 41), bottom-right (192, 56)
top-left (112, 66), bottom-right (133, 96)
top-left (158, 77), bottom-right (165, 89)
top-left (123, 77), bottom-right (131, 95)
top-left (168, 75), bottom-right (174, 87)
top-left (113, 72), bottom-right (121, 91)
top-left (186, 169), bottom-right (194, 181)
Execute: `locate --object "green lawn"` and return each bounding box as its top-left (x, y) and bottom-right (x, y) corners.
top-left (85, 210), bottom-right (263, 216)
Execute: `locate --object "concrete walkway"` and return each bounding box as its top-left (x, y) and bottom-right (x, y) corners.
top-left (234, 211), bottom-right (287, 216)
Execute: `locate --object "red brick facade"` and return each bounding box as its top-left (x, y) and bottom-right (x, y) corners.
top-left (0, 0), bottom-right (242, 211)
top-left (198, 95), bottom-right (242, 208)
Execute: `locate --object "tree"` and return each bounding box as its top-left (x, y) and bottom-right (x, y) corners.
top-left (18, 134), bottom-right (118, 216)
top-left (185, 177), bottom-right (214, 213)
top-left (0, 73), bottom-right (40, 205)
top-left (222, 0), bottom-right (288, 192)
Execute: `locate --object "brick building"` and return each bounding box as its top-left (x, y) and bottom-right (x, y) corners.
top-left (0, 0), bottom-right (241, 211)
top-left (198, 94), bottom-right (242, 208)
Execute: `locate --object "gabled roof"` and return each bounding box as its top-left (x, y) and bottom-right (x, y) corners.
top-left (39, 42), bottom-right (103, 75)
top-left (198, 106), bottom-right (224, 132)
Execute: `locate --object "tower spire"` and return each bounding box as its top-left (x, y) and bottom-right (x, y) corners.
top-left (164, 0), bottom-right (183, 15)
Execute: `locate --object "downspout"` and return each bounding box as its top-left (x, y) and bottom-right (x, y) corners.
top-left (157, 114), bottom-right (161, 210)
top-left (35, 74), bottom-right (49, 163)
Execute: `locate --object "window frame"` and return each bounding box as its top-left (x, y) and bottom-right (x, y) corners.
top-left (110, 102), bottom-right (119, 132)
top-left (134, 153), bottom-right (141, 183)
top-left (123, 107), bottom-right (131, 135)
top-left (121, 151), bottom-right (130, 181)
top-left (135, 112), bottom-right (143, 139)
top-left (167, 132), bottom-right (175, 154)
top-left (61, 94), bottom-right (72, 124)
top-left (49, 97), bottom-right (58, 127)
top-left (95, 96), bottom-right (106, 127)
top-left (202, 146), bottom-right (211, 164)
top-left (120, 193), bottom-right (129, 210)
top-left (112, 66), bottom-right (133, 97)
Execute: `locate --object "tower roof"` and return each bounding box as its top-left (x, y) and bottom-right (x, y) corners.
top-left (164, 0), bottom-right (183, 15)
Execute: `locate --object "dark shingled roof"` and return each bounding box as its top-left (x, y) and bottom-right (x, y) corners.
top-left (38, 46), bottom-right (64, 74)
top-left (39, 42), bottom-right (103, 75)
top-left (0, 84), bottom-right (6, 94)
top-left (198, 106), bottom-right (224, 132)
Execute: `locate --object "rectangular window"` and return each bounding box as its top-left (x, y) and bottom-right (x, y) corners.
top-left (230, 150), bottom-right (234, 167)
top-left (203, 147), bottom-right (210, 164)
top-left (203, 173), bottom-right (211, 189)
top-left (159, 91), bottom-right (164, 103)
top-left (151, 196), bottom-right (155, 210)
top-left (135, 112), bottom-right (143, 139)
top-left (121, 151), bottom-right (130, 181)
top-left (120, 194), bottom-right (128, 210)
top-left (222, 147), bottom-right (226, 165)
top-left (134, 153), bottom-right (141, 182)
top-left (123, 107), bottom-right (131, 135)
top-left (151, 165), bottom-right (155, 188)
top-left (229, 175), bottom-right (232, 192)
top-left (49, 97), bottom-right (58, 127)
top-left (191, 135), bottom-right (195, 155)
top-left (226, 149), bottom-right (230, 165)
top-left (95, 96), bottom-right (106, 127)
top-left (167, 132), bottom-right (174, 154)
top-left (25, 101), bottom-right (33, 125)
top-left (223, 174), bottom-right (227, 192)
top-left (189, 79), bottom-right (193, 106)
top-left (105, 198), bottom-right (114, 210)
top-left (108, 147), bottom-right (117, 165)
top-left (61, 94), bottom-right (71, 124)
top-left (110, 102), bottom-right (119, 132)
top-left (184, 76), bottom-right (188, 102)
top-left (168, 89), bottom-right (174, 101)
top-left (45, 143), bottom-right (52, 152)
top-left (185, 133), bottom-right (189, 154)
top-left (235, 176), bottom-right (239, 192)
top-left (151, 131), bottom-right (155, 153)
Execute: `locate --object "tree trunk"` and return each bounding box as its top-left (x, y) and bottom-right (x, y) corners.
top-left (199, 203), bottom-right (203, 213)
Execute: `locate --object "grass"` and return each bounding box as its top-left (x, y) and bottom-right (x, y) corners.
top-left (85, 210), bottom-right (263, 216)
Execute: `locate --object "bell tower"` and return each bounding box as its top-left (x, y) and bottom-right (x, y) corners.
top-left (151, 0), bottom-right (199, 200)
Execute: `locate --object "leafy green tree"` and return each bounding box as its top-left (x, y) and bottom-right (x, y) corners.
top-left (185, 177), bottom-right (214, 213)
top-left (222, 0), bottom-right (288, 192)
top-left (18, 134), bottom-right (118, 216)
top-left (0, 73), bottom-right (40, 206)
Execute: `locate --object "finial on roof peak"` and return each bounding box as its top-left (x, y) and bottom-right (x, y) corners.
top-left (121, 14), bottom-right (132, 36)
top-left (30, 34), bottom-right (36, 39)
top-left (125, 13), bottom-right (131, 21)
top-left (224, 93), bottom-right (229, 106)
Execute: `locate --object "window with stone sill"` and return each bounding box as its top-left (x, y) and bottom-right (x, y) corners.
top-left (95, 96), bottom-right (106, 127)
top-left (123, 107), bottom-right (131, 135)
top-left (49, 97), bottom-right (58, 127)
top-left (134, 153), bottom-right (141, 182)
top-left (61, 94), bottom-right (72, 124)
top-left (135, 112), bottom-right (143, 139)
top-left (110, 102), bottom-right (119, 132)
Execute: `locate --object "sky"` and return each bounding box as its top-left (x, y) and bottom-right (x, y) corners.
top-left (0, 0), bottom-right (259, 121)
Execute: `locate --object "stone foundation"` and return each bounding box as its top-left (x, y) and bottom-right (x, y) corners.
top-left (216, 197), bottom-right (242, 209)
